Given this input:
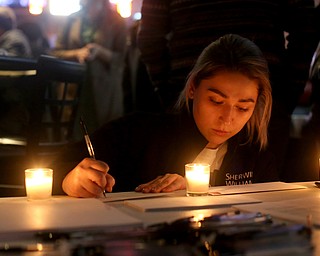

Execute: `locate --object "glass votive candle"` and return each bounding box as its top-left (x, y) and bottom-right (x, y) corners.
top-left (25, 168), bottom-right (53, 200)
top-left (185, 163), bottom-right (210, 196)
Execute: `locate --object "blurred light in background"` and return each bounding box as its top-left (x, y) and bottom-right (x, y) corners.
top-left (132, 12), bottom-right (141, 20)
top-left (0, 0), bottom-right (28, 6)
top-left (47, 0), bottom-right (132, 18)
top-left (116, 0), bottom-right (132, 18)
top-left (0, 0), bottom-right (140, 19)
top-left (48, 0), bottom-right (80, 16)
top-left (28, 0), bottom-right (45, 15)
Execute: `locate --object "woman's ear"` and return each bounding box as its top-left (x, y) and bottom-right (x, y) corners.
top-left (187, 82), bottom-right (195, 99)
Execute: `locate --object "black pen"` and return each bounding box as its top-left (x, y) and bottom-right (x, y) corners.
top-left (80, 116), bottom-right (107, 197)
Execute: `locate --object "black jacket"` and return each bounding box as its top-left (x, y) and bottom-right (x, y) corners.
top-left (54, 111), bottom-right (278, 193)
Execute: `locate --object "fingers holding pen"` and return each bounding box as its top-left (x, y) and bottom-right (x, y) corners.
top-left (92, 159), bottom-right (115, 193)
top-left (84, 158), bottom-right (114, 191)
top-left (104, 174), bottom-right (115, 193)
top-left (63, 158), bottom-right (115, 198)
top-left (84, 158), bottom-right (116, 194)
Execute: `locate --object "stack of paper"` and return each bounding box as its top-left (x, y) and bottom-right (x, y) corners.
top-left (124, 194), bottom-right (261, 212)
top-left (102, 191), bottom-right (174, 202)
top-left (208, 182), bottom-right (307, 195)
top-left (123, 182), bottom-right (307, 212)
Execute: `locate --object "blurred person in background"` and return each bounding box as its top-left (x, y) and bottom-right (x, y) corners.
top-left (298, 3), bottom-right (320, 181)
top-left (18, 21), bottom-right (50, 59)
top-left (0, 6), bottom-right (31, 57)
top-left (50, 0), bottom-right (127, 133)
top-left (0, 6), bottom-right (32, 138)
top-left (137, 0), bottom-right (319, 180)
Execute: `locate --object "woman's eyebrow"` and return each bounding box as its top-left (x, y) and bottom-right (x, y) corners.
top-left (208, 88), bottom-right (227, 98)
top-left (208, 88), bottom-right (256, 103)
top-left (239, 98), bottom-right (256, 103)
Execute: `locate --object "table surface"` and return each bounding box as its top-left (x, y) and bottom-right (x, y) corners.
top-left (109, 181), bottom-right (318, 227)
top-left (0, 181), bottom-right (318, 255)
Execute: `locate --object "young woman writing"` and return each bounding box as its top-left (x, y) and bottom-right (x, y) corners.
top-left (60, 34), bottom-right (278, 197)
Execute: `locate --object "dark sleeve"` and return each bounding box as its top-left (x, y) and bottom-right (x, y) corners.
top-left (86, 113), bottom-right (159, 191)
top-left (253, 149), bottom-right (279, 183)
top-left (50, 140), bottom-right (87, 195)
top-left (51, 116), bottom-right (129, 195)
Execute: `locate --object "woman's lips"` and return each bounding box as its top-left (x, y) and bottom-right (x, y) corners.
top-left (211, 129), bottom-right (230, 136)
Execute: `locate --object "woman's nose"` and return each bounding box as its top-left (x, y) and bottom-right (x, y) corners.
top-left (219, 106), bottom-right (233, 125)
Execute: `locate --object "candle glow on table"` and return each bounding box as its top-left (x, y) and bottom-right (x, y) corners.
top-left (185, 163), bottom-right (210, 196)
top-left (25, 168), bottom-right (53, 200)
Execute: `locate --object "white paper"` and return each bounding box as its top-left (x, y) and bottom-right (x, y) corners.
top-left (208, 182), bottom-right (307, 195)
top-left (0, 197), bottom-right (142, 233)
top-left (101, 191), bottom-right (174, 202)
top-left (124, 194), bottom-right (261, 212)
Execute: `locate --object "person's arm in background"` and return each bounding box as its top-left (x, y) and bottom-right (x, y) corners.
top-left (284, 0), bottom-right (320, 111)
top-left (51, 47), bottom-right (90, 64)
top-left (137, 0), bottom-right (171, 92)
top-left (49, 15), bottom-right (85, 62)
top-left (50, 10), bottom-right (127, 66)
top-left (86, 9), bottom-right (127, 64)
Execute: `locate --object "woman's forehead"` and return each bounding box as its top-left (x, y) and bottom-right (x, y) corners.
top-left (198, 72), bottom-right (259, 98)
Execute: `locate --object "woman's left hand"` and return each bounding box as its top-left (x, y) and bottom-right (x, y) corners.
top-left (135, 173), bottom-right (186, 193)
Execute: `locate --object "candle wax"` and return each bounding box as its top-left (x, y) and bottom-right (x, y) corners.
top-left (25, 169), bottom-right (53, 200)
top-left (185, 164), bottom-right (210, 196)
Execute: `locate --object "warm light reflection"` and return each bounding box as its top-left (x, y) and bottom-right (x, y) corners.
top-left (37, 243), bottom-right (44, 251)
top-left (32, 205), bottom-right (47, 228)
top-left (191, 214), bottom-right (205, 228)
top-left (192, 213), bottom-right (205, 222)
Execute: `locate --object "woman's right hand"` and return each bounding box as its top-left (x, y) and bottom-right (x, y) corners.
top-left (62, 158), bottom-right (115, 198)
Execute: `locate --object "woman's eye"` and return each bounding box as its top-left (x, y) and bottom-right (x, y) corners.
top-left (210, 98), bottom-right (223, 105)
top-left (237, 106), bottom-right (249, 112)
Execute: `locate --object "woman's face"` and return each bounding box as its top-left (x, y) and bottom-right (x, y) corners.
top-left (189, 71), bottom-right (259, 149)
